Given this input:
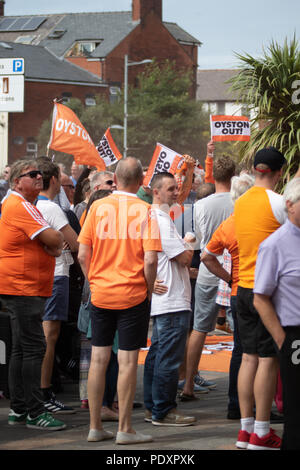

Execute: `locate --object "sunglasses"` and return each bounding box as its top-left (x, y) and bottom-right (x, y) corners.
top-left (19, 170), bottom-right (42, 179)
top-left (62, 184), bottom-right (75, 190)
top-left (104, 180), bottom-right (114, 186)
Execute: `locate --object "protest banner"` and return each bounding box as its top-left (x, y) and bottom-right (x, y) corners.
top-left (143, 143), bottom-right (183, 188)
top-left (48, 101), bottom-right (106, 170)
top-left (96, 128), bottom-right (123, 167)
top-left (210, 115), bottom-right (251, 142)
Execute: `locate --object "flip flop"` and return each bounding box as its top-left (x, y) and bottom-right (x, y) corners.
top-left (178, 392), bottom-right (198, 402)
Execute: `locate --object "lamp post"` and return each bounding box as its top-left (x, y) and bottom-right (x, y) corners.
top-left (123, 54), bottom-right (152, 158)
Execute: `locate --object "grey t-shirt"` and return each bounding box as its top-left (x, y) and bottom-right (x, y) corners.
top-left (194, 192), bottom-right (233, 286)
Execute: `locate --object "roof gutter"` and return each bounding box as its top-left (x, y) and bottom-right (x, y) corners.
top-left (25, 78), bottom-right (108, 87)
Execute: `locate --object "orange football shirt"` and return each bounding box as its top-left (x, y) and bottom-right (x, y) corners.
top-left (78, 192), bottom-right (162, 309)
top-left (0, 192), bottom-right (55, 296)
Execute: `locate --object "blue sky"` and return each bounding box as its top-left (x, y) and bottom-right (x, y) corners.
top-left (4, 0), bottom-right (300, 69)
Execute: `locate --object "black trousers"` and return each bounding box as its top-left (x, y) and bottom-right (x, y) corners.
top-left (279, 326), bottom-right (300, 450)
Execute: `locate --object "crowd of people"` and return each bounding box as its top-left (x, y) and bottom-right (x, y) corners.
top-left (0, 142), bottom-right (300, 450)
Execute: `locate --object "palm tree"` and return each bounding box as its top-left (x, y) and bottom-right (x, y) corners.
top-left (230, 36), bottom-right (300, 188)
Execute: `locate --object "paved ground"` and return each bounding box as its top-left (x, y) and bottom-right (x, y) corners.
top-left (0, 365), bottom-right (283, 456)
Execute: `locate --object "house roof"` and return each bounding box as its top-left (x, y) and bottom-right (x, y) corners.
top-left (0, 41), bottom-right (106, 86)
top-left (197, 69), bottom-right (239, 102)
top-left (0, 12), bottom-right (201, 59)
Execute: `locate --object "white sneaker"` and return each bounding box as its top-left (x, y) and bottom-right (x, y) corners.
top-left (87, 428), bottom-right (114, 442)
top-left (116, 430), bottom-right (153, 445)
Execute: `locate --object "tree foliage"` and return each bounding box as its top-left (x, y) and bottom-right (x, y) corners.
top-left (229, 36), bottom-right (300, 186)
top-left (37, 60), bottom-right (210, 168)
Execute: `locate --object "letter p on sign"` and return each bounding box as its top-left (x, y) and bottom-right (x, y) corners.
top-left (13, 59), bottom-right (23, 73)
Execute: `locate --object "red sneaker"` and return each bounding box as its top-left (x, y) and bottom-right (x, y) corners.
top-left (247, 428), bottom-right (281, 450)
top-left (235, 429), bottom-right (251, 449)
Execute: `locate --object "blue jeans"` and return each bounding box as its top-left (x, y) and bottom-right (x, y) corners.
top-left (228, 296), bottom-right (243, 412)
top-left (143, 310), bottom-right (190, 420)
top-left (0, 295), bottom-right (46, 418)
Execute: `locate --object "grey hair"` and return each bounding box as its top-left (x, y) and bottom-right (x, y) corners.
top-left (230, 173), bottom-right (255, 203)
top-left (283, 177), bottom-right (300, 210)
top-left (90, 171), bottom-right (114, 191)
top-left (9, 159), bottom-right (38, 189)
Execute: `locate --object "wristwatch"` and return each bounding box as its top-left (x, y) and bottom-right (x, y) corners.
top-left (227, 279), bottom-right (232, 289)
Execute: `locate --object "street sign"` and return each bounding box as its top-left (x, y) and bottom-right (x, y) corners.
top-left (0, 58), bottom-right (25, 75)
top-left (0, 58), bottom-right (25, 112)
top-left (0, 75), bottom-right (24, 112)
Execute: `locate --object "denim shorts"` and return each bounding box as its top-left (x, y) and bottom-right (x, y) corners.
top-left (43, 276), bottom-right (69, 322)
top-left (193, 283), bottom-right (219, 333)
top-left (90, 298), bottom-right (150, 351)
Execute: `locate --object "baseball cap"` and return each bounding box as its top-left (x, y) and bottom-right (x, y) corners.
top-left (254, 147), bottom-right (286, 172)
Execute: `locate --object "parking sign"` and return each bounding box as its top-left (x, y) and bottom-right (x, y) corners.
top-left (0, 58), bottom-right (25, 75)
top-left (0, 58), bottom-right (24, 112)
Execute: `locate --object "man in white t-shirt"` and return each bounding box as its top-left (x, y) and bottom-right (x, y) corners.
top-left (143, 172), bottom-right (196, 427)
top-left (36, 158), bottom-right (79, 415)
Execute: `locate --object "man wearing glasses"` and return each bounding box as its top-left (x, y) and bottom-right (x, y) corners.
top-left (0, 160), bottom-right (66, 431)
top-left (90, 171), bottom-right (116, 192)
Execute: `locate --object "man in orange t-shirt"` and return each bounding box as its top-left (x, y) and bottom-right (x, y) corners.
top-left (0, 159), bottom-right (64, 431)
top-left (78, 157), bottom-right (161, 445)
top-left (201, 173), bottom-right (255, 419)
top-left (233, 147), bottom-right (287, 450)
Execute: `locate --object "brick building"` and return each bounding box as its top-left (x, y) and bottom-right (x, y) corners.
top-left (0, 0), bottom-right (201, 164)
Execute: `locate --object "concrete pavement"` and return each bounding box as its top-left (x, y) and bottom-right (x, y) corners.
top-left (0, 365), bottom-right (283, 453)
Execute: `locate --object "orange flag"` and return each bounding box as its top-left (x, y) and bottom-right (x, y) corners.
top-left (48, 101), bottom-right (106, 170)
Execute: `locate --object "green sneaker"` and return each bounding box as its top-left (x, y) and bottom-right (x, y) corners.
top-left (26, 412), bottom-right (66, 431)
top-left (8, 409), bottom-right (27, 425)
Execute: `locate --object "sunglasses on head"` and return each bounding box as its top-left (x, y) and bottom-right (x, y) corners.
top-left (19, 170), bottom-right (42, 179)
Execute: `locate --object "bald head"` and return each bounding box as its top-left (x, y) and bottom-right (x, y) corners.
top-left (115, 157), bottom-right (143, 191)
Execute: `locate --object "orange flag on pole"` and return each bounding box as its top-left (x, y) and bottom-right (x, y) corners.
top-left (48, 101), bottom-right (106, 170)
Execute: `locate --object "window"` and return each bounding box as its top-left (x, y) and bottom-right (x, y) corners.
top-left (109, 86), bottom-right (121, 104)
top-left (26, 138), bottom-right (38, 157)
top-left (13, 136), bottom-right (24, 145)
top-left (66, 41), bottom-right (101, 58)
top-left (217, 102), bottom-right (225, 115)
top-left (15, 35), bottom-right (36, 44)
top-left (48, 29), bottom-right (66, 39)
top-left (85, 94), bottom-right (96, 107)
top-left (61, 92), bottom-right (72, 104)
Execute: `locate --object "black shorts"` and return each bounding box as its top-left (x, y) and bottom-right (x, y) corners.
top-left (90, 298), bottom-right (150, 351)
top-left (237, 286), bottom-right (277, 357)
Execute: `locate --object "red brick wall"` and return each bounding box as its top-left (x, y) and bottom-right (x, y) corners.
top-left (103, 12), bottom-right (197, 97)
top-left (8, 81), bottom-right (107, 163)
top-left (65, 57), bottom-right (103, 78)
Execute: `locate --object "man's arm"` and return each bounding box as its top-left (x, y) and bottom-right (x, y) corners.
top-left (253, 293), bottom-right (286, 349)
top-left (78, 243), bottom-right (93, 278)
top-left (205, 140), bottom-right (215, 184)
top-left (60, 224), bottom-right (79, 252)
top-left (144, 250), bottom-right (158, 300)
top-left (176, 155), bottom-right (195, 205)
top-left (201, 251), bottom-right (231, 283)
top-left (37, 228), bottom-right (64, 257)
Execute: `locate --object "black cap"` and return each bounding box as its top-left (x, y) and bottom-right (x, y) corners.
top-left (254, 147), bottom-right (286, 172)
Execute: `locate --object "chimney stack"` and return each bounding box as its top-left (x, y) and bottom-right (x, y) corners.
top-left (132, 0), bottom-right (162, 23)
top-left (0, 1), bottom-right (5, 17)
